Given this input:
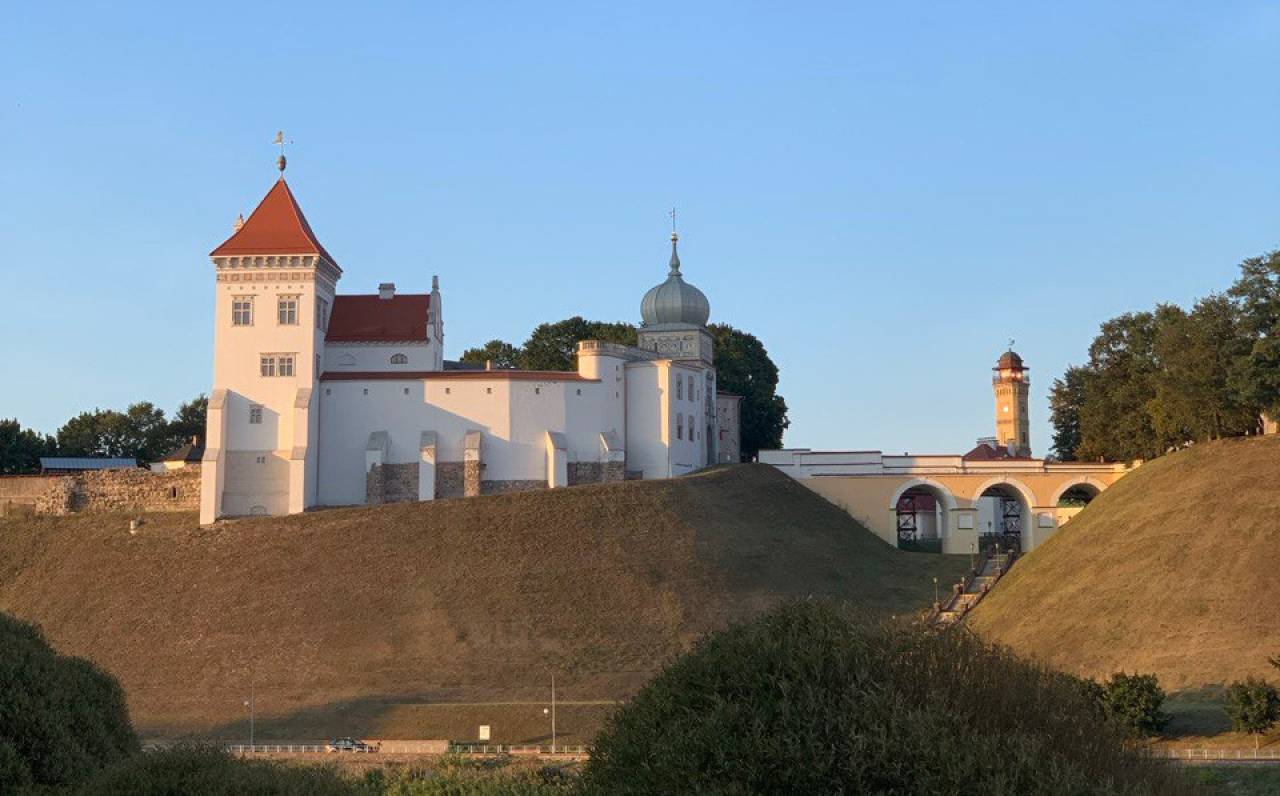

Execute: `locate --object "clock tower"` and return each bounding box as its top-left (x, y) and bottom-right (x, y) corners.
top-left (993, 348), bottom-right (1031, 457)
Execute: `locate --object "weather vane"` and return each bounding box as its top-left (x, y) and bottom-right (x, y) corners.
top-left (1008, 337), bottom-right (1016, 351)
top-left (669, 206), bottom-right (678, 238)
top-left (273, 130), bottom-right (293, 174)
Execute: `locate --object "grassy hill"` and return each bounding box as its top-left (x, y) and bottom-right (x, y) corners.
top-left (969, 435), bottom-right (1280, 692)
top-left (0, 464), bottom-right (965, 742)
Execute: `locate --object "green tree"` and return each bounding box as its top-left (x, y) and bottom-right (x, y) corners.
top-left (1075, 312), bottom-right (1165, 462)
top-left (1101, 672), bottom-right (1169, 737)
top-left (459, 339), bottom-right (522, 369)
top-left (1229, 249), bottom-right (1280, 419)
top-left (1224, 677), bottom-right (1280, 750)
top-left (56, 402), bottom-right (171, 464)
top-left (517, 317), bottom-right (637, 371)
top-left (166, 395), bottom-right (207, 447)
top-left (1049, 367), bottom-right (1087, 461)
top-left (0, 612), bottom-right (138, 789)
top-left (0, 419), bottom-right (55, 474)
top-left (709, 323), bottom-right (788, 459)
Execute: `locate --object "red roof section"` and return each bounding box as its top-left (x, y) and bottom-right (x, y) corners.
top-left (962, 442), bottom-right (1032, 462)
top-left (327, 294), bottom-right (431, 343)
top-left (321, 370), bottom-right (596, 382)
top-left (210, 178), bottom-right (338, 264)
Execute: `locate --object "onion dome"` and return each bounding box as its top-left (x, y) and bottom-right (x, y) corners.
top-left (640, 232), bottom-right (711, 327)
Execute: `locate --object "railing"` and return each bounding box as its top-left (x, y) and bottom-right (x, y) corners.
top-left (1152, 747), bottom-right (1280, 762)
top-left (226, 744), bottom-right (329, 754)
top-left (925, 547), bottom-right (1019, 627)
top-left (448, 743), bottom-right (589, 757)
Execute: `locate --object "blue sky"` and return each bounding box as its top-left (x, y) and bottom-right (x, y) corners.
top-left (3, 2), bottom-right (1279, 455)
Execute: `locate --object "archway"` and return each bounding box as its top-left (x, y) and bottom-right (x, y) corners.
top-left (1054, 481), bottom-right (1101, 527)
top-left (976, 483), bottom-right (1031, 554)
top-left (893, 483), bottom-right (952, 553)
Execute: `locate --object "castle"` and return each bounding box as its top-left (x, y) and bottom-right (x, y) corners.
top-left (199, 164), bottom-right (739, 524)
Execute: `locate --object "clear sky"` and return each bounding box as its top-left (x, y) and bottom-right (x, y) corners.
top-left (3, 2), bottom-right (1279, 455)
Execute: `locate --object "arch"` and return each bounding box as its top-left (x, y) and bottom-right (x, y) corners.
top-left (969, 477), bottom-right (1038, 511)
top-left (1050, 477), bottom-right (1107, 507)
top-left (888, 478), bottom-right (958, 514)
top-left (336, 353), bottom-right (357, 367)
top-left (390, 353), bottom-right (408, 365)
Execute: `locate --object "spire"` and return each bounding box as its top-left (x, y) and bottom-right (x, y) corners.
top-left (668, 206), bottom-right (681, 275)
top-left (273, 130), bottom-right (291, 177)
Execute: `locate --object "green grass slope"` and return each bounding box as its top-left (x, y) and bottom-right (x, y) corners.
top-left (969, 435), bottom-right (1280, 691)
top-left (0, 465), bottom-right (964, 740)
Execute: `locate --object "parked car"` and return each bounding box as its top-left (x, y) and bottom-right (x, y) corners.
top-left (327, 737), bottom-right (375, 753)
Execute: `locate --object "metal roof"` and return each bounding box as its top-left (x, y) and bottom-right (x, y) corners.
top-left (39, 457), bottom-right (137, 471)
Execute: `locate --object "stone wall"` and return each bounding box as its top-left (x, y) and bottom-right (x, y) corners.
top-left (567, 461), bottom-right (627, 486)
top-left (22, 467), bottom-right (202, 516)
top-left (366, 463), bottom-right (419, 505)
top-left (481, 479), bottom-right (545, 496)
top-left (464, 460), bottom-right (482, 498)
top-left (437, 462), bottom-right (465, 499)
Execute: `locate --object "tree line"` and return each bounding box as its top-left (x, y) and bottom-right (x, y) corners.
top-left (461, 317), bottom-right (789, 459)
top-left (0, 396), bottom-right (207, 475)
top-left (1050, 249), bottom-right (1280, 461)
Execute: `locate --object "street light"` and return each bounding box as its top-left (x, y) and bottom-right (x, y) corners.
top-left (969, 542), bottom-right (976, 572)
top-left (243, 682), bottom-right (255, 751)
top-left (932, 576), bottom-right (939, 606)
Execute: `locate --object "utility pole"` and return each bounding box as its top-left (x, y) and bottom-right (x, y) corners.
top-left (551, 672), bottom-right (557, 755)
top-left (244, 681), bottom-right (255, 750)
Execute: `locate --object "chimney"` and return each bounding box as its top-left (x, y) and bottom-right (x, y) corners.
top-left (485, 359), bottom-right (493, 371)
top-left (378, 282), bottom-right (396, 300)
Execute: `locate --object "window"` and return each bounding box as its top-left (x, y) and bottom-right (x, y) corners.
top-left (677, 413), bottom-right (684, 440)
top-left (390, 353), bottom-right (408, 365)
top-left (690, 375), bottom-right (696, 401)
top-left (232, 296), bottom-right (254, 326)
top-left (249, 404), bottom-right (263, 424)
top-left (486, 387), bottom-right (492, 394)
top-left (316, 297), bottom-right (330, 331)
top-left (676, 377), bottom-right (683, 400)
top-left (403, 387), bottom-right (410, 395)
top-left (255, 456), bottom-right (266, 465)
top-left (278, 296), bottom-right (298, 325)
top-left (260, 354), bottom-right (295, 377)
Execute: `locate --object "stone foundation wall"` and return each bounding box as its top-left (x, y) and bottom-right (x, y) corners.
top-left (464, 460), bottom-right (482, 498)
top-left (25, 467), bottom-right (201, 515)
top-left (567, 461), bottom-right (627, 486)
top-left (437, 462), bottom-right (465, 499)
top-left (481, 479), bottom-right (545, 496)
top-left (366, 463), bottom-right (419, 505)
top-left (604, 461), bottom-right (625, 482)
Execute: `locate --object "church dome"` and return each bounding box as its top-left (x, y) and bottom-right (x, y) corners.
top-left (640, 233), bottom-right (710, 327)
top-left (996, 350), bottom-right (1025, 369)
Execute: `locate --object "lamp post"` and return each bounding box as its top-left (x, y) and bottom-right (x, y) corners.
top-left (932, 576), bottom-right (939, 606)
top-left (969, 542), bottom-right (976, 572)
top-left (542, 673), bottom-right (557, 754)
top-left (243, 682), bottom-right (255, 751)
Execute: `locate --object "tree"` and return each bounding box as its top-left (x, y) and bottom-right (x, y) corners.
top-left (1228, 249), bottom-right (1280, 420)
top-left (1049, 367), bottom-right (1087, 461)
top-left (167, 395), bottom-right (207, 446)
top-left (0, 419), bottom-right (55, 475)
top-left (1074, 312), bottom-right (1165, 462)
top-left (459, 339), bottom-right (521, 369)
top-left (709, 323), bottom-right (789, 459)
top-left (55, 402), bottom-right (172, 464)
top-left (1101, 672), bottom-right (1169, 737)
top-left (517, 317), bottom-right (637, 371)
top-left (1224, 678), bottom-right (1280, 750)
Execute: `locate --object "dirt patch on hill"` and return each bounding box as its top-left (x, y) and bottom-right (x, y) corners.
top-left (0, 464), bottom-right (966, 740)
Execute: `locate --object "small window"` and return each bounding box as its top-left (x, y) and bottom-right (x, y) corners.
top-left (390, 353), bottom-right (408, 365)
top-left (677, 378), bottom-right (683, 400)
top-left (168, 486), bottom-right (178, 499)
top-left (278, 355), bottom-right (295, 377)
top-left (445, 387), bottom-right (451, 395)
top-left (316, 297), bottom-right (330, 331)
top-left (249, 404), bottom-right (263, 424)
top-left (486, 387), bottom-right (492, 394)
top-left (677, 413), bottom-right (684, 440)
top-left (277, 296), bottom-right (299, 325)
top-left (255, 456), bottom-right (266, 465)
top-left (362, 388), bottom-right (369, 395)
top-left (232, 296), bottom-right (254, 326)
top-left (325, 388), bottom-right (331, 396)
top-left (535, 387), bottom-right (541, 395)
top-left (260, 356), bottom-right (275, 377)
top-left (576, 388), bottom-right (581, 396)
top-left (403, 387), bottom-right (410, 395)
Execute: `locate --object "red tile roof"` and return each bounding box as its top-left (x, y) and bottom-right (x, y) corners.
top-left (327, 294), bottom-right (431, 343)
top-left (321, 370), bottom-right (597, 382)
top-left (962, 442), bottom-right (1032, 462)
top-left (210, 178), bottom-right (338, 265)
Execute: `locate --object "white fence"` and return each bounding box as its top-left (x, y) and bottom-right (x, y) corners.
top-left (1154, 747), bottom-right (1280, 762)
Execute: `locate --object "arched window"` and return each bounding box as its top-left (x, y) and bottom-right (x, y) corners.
top-left (390, 353), bottom-right (408, 365)
top-left (677, 413), bottom-right (684, 440)
top-left (336, 353), bottom-right (357, 367)
top-left (677, 377), bottom-right (683, 400)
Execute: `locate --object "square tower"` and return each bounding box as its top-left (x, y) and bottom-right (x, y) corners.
top-left (200, 177), bottom-right (341, 523)
top-left (992, 349), bottom-right (1031, 457)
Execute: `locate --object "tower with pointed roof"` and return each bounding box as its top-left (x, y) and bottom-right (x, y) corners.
top-left (200, 168), bottom-right (342, 524)
top-left (637, 232), bottom-right (714, 365)
top-left (992, 348), bottom-right (1031, 457)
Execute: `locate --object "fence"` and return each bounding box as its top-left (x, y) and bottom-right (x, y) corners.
top-left (449, 743), bottom-right (590, 757)
top-left (226, 744), bottom-right (329, 754)
top-left (1153, 747), bottom-right (1280, 762)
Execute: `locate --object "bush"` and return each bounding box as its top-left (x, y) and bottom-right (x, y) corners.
top-left (78, 745), bottom-right (357, 795)
top-left (1225, 677), bottom-right (1280, 744)
top-left (0, 612), bottom-right (139, 790)
top-left (1102, 672), bottom-right (1170, 737)
top-left (580, 601), bottom-right (1194, 795)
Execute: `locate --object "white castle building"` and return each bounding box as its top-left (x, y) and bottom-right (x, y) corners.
top-left (200, 168), bottom-right (736, 524)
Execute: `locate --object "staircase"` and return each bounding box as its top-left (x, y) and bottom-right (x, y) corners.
top-left (932, 551), bottom-right (1015, 627)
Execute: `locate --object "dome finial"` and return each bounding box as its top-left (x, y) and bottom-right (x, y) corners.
top-left (668, 206), bottom-right (681, 274)
top-left (273, 130), bottom-right (292, 176)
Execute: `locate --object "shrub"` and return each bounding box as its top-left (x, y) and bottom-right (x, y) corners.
top-left (1102, 672), bottom-right (1170, 737)
top-left (580, 601), bottom-right (1195, 795)
top-left (1225, 677), bottom-right (1280, 747)
top-left (78, 745), bottom-right (357, 795)
top-left (0, 612), bottom-right (139, 790)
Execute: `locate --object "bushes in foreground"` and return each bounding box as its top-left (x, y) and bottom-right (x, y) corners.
top-left (0, 613), bottom-right (139, 790)
top-left (1100, 672), bottom-right (1170, 738)
top-left (581, 601), bottom-right (1195, 795)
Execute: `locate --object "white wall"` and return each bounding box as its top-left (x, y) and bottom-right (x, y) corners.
top-left (324, 340), bottom-right (438, 372)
